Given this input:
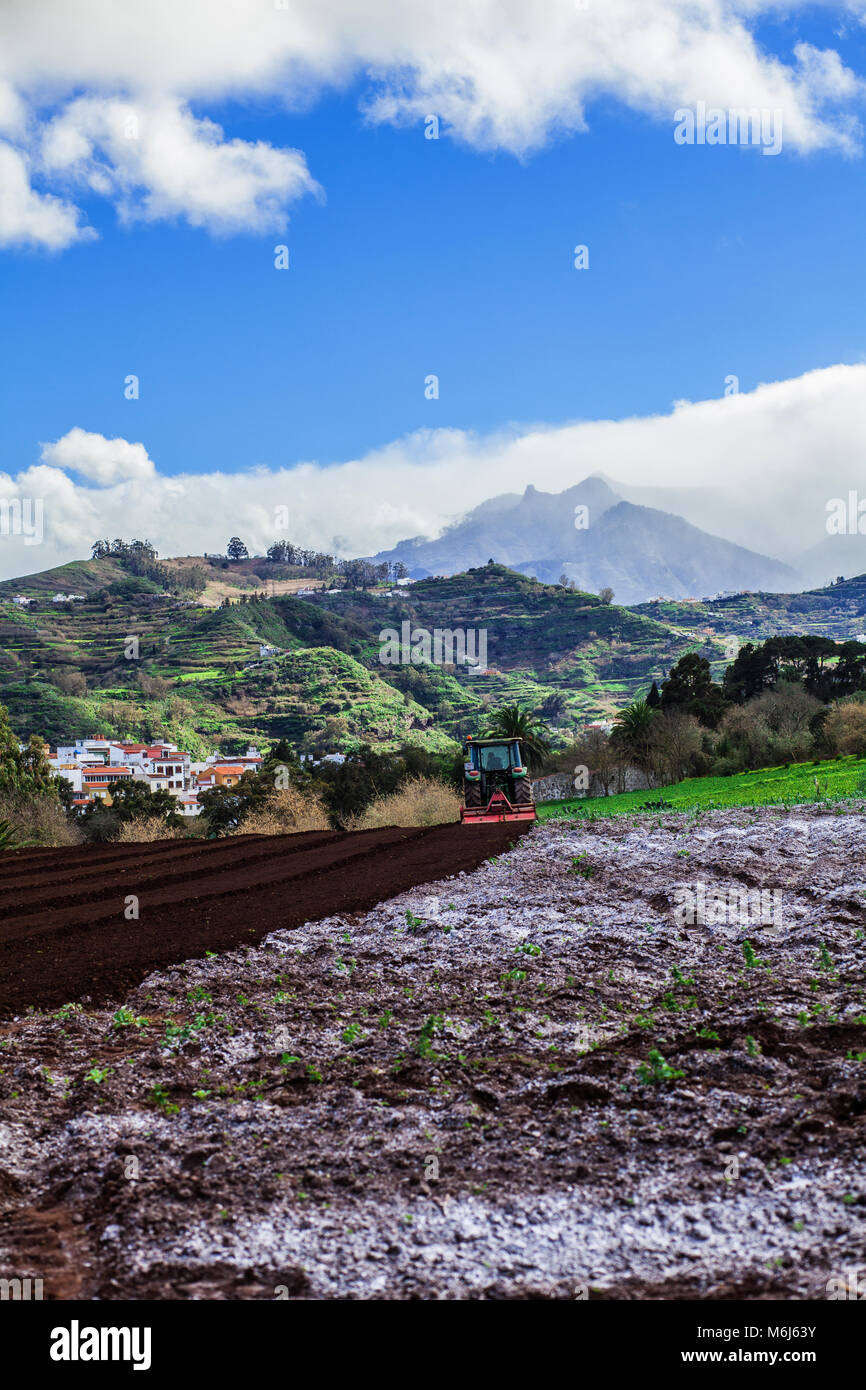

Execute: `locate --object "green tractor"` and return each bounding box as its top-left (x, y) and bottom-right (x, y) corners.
top-left (460, 736), bottom-right (536, 824)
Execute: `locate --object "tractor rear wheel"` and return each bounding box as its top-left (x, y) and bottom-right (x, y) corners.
top-left (464, 780), bottom-right (483, 808)
top-left (512, 778), bottom-right (533, 805)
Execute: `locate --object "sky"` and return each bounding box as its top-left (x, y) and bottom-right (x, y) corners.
top-left (1, 0), bottom-right (866, 577)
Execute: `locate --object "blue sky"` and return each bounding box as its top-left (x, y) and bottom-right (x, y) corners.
top-left (1, 1), bottom-right (866, 570)
top-left (3, 75), bottom-right (866, 474)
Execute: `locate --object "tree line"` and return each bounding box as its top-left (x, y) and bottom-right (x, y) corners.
top-left (559, 638), bottom-right (866, 794)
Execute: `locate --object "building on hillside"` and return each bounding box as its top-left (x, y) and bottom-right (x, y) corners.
top-left (49, 736), bottom-right (200, 810)
top-left (145, 746), bottom-right (190, 790)
top-left (110, 742), bottom-right (150, 766)
top-left (209, 764), bottom-right (246, 788)
top-left (80, 766), bottom-right (136, 802)
top-left (52, 762), bottom-right (84, 794)
top-left (12, 594), bottom-right (32, 605)
top-left (55, 738), bottom-right (113, 765)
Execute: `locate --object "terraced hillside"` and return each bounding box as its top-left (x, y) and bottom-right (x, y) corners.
top-left (634, 573), bottom-right (866, 643)
top-left (308, 565), bottom-right (709, 724)
top-left (0, 560), bottom-right (708, 748)
top-left (0, 579), bottom-right (443, 753)
top-left (13, 558), bottom-right (858, 752)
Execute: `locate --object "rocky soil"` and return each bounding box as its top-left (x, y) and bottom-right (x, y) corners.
top-left (1, 805), bottom-right (864, 1300)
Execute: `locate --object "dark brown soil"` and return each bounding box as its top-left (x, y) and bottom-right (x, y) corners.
top-left (1, 808), bottom-right (863, 1300)
top-left (0, 822), bottom-right (528, 1018)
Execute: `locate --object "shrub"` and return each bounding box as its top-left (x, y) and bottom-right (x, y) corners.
top-left (238, 787), bottom-right (330, 836)
top-left (824, 701), bottom-right (866, 757)
top-left (116, 816), bottom-right (185, 844)
top-left (344, 775), bottom-right (461, 830)
top-left (0, 794), bottom-right (82, 847)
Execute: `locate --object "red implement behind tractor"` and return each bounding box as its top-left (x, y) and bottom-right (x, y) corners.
top-left (460, 736), bottom-right (536, 824)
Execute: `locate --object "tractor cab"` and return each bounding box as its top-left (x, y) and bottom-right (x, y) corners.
top-left (461, 736), bottom-right (536, 824)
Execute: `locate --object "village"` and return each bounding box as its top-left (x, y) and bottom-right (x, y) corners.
top-left (46, 737), bottom-right (265, 816)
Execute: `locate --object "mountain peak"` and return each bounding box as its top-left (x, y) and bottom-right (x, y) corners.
top-left (370, 477), bottom-right (800, 602)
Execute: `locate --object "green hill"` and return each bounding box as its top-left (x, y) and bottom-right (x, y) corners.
top-left (633, 573), bottom-right (866, 643)
top-left (309, 564), bottom-right (716, 724)
top-left (12, 555), bottom-right (850, 754)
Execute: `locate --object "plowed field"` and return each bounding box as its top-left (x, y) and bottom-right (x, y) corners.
top-left (0, 822), bottom-right (528, 1017)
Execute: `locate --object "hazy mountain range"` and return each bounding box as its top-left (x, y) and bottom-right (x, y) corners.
top-left (370, 476), bottom-right (806, 605)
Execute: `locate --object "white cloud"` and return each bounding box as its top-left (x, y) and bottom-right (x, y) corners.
top-left (41, 97), bottom-right (321, 234)
top-left (0, 2), bottom-right (864, 249)
top-left (2, 363), bottom-right (864, 579)
top-left (0, 79), bottom-right (26, 136)
top-left (0, 141), bottom-right (94, 250)
top-left (40, 428), bottom-right (156, 485)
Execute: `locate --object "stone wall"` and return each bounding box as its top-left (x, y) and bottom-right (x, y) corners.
top-left (530, 772), bottom-right (575, 802)
top-left (532, 765), bottom-right (656, 802)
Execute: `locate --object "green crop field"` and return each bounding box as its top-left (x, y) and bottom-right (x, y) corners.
top-left (537, 755), bottom-right (866, 821)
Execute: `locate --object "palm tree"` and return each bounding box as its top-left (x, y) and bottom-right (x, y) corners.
top-left (483, 705), bottom-right (550, 772)
top-left (612, 698), bottom-right (656, 769)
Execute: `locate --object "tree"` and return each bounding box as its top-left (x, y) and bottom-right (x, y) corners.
top-left (646, 679), bottom-right (662, 709)
top-left (611, 699), bottom-right (656, 770)
top-left (482, 705), bottom-right (550, 772)
top-left (569, 726), bottom-right (621, 797)
top-left (661, 653), bottom-right (726, 728)
top-left (227, 537), bottom-right (249, 561)
top-left (537, 691), bottom-right (567, 724)
top-left (198, 771), bottom-right (268, 834)
top-left (0, 702), bottom-right (57, 799)
top-left (598, 587), bottom-right (615, 605)
top-left (104, 780), bottom-right (183, 826)
top-left (723, 641), bottom-right (779, 704)
top-left (716, 682), bottom-right (821, 770)
top-left (52, 669), bottom-right (87, 698)
top-left (649, 709), bottom-right (704, 784)
top-left (824, 698), bottom-right (866, 756)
